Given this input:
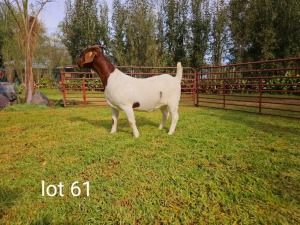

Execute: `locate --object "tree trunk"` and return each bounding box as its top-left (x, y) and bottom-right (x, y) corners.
top-left (7, 67), bottom-right (14, 83)
top-left (25, 46), bottom-right (35, 103)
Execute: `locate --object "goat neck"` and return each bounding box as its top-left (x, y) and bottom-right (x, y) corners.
top-left (91, 51), bottom-right (115, 88)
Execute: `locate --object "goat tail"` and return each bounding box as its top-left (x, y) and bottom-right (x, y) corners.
top-left (176, 62), bottom-right (183, 81)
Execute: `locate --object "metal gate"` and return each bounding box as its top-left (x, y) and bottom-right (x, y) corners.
top-left (61, 66), bottom-right (196, 107)
top-left (196, 58), bottom-right (300, 118)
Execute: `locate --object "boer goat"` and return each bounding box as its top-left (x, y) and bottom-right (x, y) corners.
top-left (77, 45), bottom-right (183, 137)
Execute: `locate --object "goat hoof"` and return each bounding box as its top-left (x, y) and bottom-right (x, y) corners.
top-left (133, 133), bottom-right (140, 138)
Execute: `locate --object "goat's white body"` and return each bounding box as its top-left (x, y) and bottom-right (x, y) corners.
top-left (105, 70), bottom-right (181, 112)
top-left (105, 63), bottom-right (183, 137)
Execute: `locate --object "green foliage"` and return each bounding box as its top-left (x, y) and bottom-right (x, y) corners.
top-left (210, 0), bottom-right (230, 65)
top-left (110, 0), bottom-right (127, 65)
top-left (267, 76), bottom-right (300, 94)
top-left (161, 0), bottom-right (190, 65)
top-left (2, 0), bottom-right (300, 70)
top-left (14, 84), bottom-right (23, 94)
top-left (35, 33), bottom-right (72, 69)
top-left (0, 2), bottom-right (70, 86)
top-left (60, 0), bottom-right (103, 63)
top-left (98, 1), bottom-right (110, 52)
top-left (36, 77), bottom-right (50, 88)
top-left (229, 0), bottom-right (300, 62)
top-left (189, 0), bottom-right (210, 67)
top-left (0, 3), bottom-right (24, 75)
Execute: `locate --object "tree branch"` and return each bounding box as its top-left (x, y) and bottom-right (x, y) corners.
top-left (28, 1), bottom-right (55, 37)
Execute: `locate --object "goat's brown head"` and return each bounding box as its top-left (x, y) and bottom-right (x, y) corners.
top-left (77, 45), bottom-right (115, 88)
top-left (77, 45), bottom-right (104, 68)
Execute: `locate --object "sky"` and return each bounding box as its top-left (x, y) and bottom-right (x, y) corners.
top-left (40, 0), bottom-right (113, 35)
top-left (40, 1), bottom-right (66, 35)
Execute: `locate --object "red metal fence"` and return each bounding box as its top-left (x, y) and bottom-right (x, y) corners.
top-left (197, 58), bottom-right (300, 118)
top-left (61, 58), bottom-right (300, 118)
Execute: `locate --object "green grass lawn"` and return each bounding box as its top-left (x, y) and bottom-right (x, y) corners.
top-left (0, 104), bottom-right (299, 224)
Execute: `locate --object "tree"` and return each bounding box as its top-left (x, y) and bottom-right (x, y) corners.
top-left (0, 3), bottom-right (12, 69)
top-left (247, 0), bottom-right (277, 61)
top-left (36, 33), bottom-right (72, 70)
top-left (3, 0), bottom-right (54, 103)
top-left (110, 0), bottom-right (158, 66)
top-left (124, 0), bottom-right (158, 66)
top-left (111, 0), bottom-right (127, 65)
top-left (189, 0), bottom-right (210, 67)
top-left (210, 0), bottom-right (229, 66)
top-left (163, 0), bottom-right (189, 65)
top-left (271, 0), bottom-right (300, 59)
top-left (0, 3), bottom-right (26, 83)
top-left (60, 0), bottom-right (102, 63)
top-left (155, 0), bottom-right (167, 65)
top-left (98, 0), bottom-right (111, 55)
top-left (229, 0), bottom-right (300, 62)
top-left (228, 0), bottom-right (248, 62)
top-left (0, 3), bottom-right (4, 67)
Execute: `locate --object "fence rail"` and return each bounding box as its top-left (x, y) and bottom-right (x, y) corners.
top-left (61, 58), bottom-right (300, 118)
top-left (197, 58), bottom-right (300, 118)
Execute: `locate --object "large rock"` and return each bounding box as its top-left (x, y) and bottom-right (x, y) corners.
top-left (31, 91), bottom-right (50, 106)
top-left (0, 93), bottom-right (11, 108)
top-left (0, 82), bottom-right (18, 109)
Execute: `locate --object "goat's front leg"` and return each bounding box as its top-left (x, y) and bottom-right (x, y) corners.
top-left (110, 107), bottom-right (119, 133)
top-left (123, 106), bottom-right (139, 138)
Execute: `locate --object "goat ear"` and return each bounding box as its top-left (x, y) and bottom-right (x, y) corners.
top-left (83, 51), bottom-right (96, 64)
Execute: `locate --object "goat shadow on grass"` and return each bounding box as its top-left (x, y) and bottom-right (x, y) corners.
top-left (69, 115), bottom-right (160, 133)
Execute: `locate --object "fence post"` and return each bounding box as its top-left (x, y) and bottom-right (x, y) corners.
top-left (259, 77), bottom-right (263, 113)
top-left (223, 78), bottom-right (226, 109)
top-left (82, 78), bottom-right (87, 106)
top-left (61, 69), bottom-right (67, 107)
top-left (195, 69), bottom-right (199, 107)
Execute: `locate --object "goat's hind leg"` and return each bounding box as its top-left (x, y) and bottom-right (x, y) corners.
top-left (158, 105), bottom-right (169, 130)
top-left (110, 107), bottom-right (119, 133)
